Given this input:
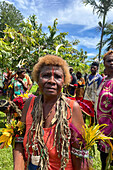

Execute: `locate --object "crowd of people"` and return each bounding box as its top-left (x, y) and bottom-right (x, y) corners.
top-left (0, 50), bottom-right (113, 170)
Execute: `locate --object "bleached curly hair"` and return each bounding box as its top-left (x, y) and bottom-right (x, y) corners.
top-left (32, 55), bottom-right (71, 85)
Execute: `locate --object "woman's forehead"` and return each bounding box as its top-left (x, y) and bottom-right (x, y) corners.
top-left (105, 53), bottom-right (113, 60)
top-left (40, 65), bottom-right (63, 72)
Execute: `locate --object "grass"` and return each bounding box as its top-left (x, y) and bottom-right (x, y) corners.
top-left (0, 84), bottom-right (102, 169)
top-left (0, 111), bottom-right (13, 170)
top-left (0, 147), bottom-right (13, 170)
top-left (93, 147), bottom-right (101, 170)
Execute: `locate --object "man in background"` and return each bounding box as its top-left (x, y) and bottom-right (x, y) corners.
top-left (83, 62), bottom-right (102, 125)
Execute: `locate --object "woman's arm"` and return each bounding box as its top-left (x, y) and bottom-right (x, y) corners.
top-left (71, 101), bottom-right (88, 170)
top-left (13, 143), bottom-right (25, 170)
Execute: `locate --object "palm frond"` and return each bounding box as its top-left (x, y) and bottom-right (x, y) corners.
top-left (82, 124), bottom-right (113, 151)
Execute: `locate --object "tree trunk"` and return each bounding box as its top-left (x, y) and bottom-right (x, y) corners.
top-left (98, 12), bottom-right (106, 62)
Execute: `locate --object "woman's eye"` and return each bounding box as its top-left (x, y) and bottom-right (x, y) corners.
top-left (55, 74), bottom-right (62, 79)
top-left (107, 60), bottom-right (113, 62)
top-left (42, 74), bottom-right (49, 78)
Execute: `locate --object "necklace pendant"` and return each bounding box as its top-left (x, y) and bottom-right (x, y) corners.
top-left (31, 154), bottom-right (41, 166)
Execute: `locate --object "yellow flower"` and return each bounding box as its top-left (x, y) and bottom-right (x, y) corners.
top-left (0, 119), bottom-right (25, 149)
top-left (0, 129), bottom-right (14, 148)
top-left (18, 92), bottom-right (29, 98)
top-left (8, 84), bottom-right (13, 88)
top-left (17, 121), bottom-right (25, 134)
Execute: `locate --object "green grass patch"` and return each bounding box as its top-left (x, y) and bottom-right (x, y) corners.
top-left (0, 147), bottom-right (13, 170)
top-left (0, 111), bottom-right (13, 170)
top-left (93, 145), bottom-right (101, 170)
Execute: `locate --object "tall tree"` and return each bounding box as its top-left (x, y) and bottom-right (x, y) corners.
top-left (83, 0), bottom-right (113, 62)
top-left (0, 1), bottom-right (24, 37)
top-left (103, 22), bottom-right (113, 51)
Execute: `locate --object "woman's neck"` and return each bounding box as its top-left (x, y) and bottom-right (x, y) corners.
top-left (43, 94), bottom-right (60, 104)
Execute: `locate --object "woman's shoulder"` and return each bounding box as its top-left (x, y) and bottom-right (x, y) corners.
top-left (65, 97), bottom-right (84, 132)
top-left (65, 97), bottom-right (80, 109)
top-left (21, 97), bottom-right (36, 122)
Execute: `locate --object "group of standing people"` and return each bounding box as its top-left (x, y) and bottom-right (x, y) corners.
top-left (65, 67), bottom-right (85, 100)
top-left (0, 50), bottom-right (113, 170)
top-left (66, 62), bottom-right (102, 125)
top-left (0, 68), bottom-right (33, 121)
top-left (58, 50), bottom-right (113, 170)
top-left (2, 68), bottom-right (33, 100)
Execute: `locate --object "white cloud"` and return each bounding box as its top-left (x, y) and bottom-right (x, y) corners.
top-left (4, 0), bottom-right (113, 28)
top-left (72, 36), bottom-right (99, 49)
top-left (14, 0), bottom-right (28, 9)
top-left (0, 0), bottom-right (13, 4)
top-left (49, 0), bottom-right (99, 28)
top-left (107, 8), bottom-right (113, 23)
top-left (46, 0), bottom-right (113, 29)
top-left (87, 53), bottom-right (96, 57)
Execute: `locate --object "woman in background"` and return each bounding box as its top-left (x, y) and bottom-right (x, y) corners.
top-left (96, 50), bottom-right (113, 170)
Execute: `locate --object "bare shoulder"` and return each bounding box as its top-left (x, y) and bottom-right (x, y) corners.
top-left (21, 97), bottom-right (33, 123)
top-left (66, 98), bottom-right (84, 132)
top-left (65, 97), bottom-right (81, 113)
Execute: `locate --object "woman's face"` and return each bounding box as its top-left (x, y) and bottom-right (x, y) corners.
top-left (104, 53), bottom-right (113, 72)
top-left (38, 65), bottom-right (64, 97)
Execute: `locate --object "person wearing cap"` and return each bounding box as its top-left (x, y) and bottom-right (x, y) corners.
top-left (83, 62), bottom-right (102, 125)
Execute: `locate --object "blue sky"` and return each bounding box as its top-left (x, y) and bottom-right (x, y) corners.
top-left (2, 0), bottom-right (113, 60)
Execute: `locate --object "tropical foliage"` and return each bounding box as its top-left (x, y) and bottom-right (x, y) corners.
top-left (0, 119), bottom-right (25, 149)
top-left (103, 22), bottom-right (113, 51)
top-left (82, 124), bottom-right (113, 151)
top-left (83, 0), bottom-right (113, 62)
top-left (82, 124), bottom-right (113, 169)
top-left (0, 15), bottom-right (89, 74)
top-left (0, 1), bottom-right (24, 38)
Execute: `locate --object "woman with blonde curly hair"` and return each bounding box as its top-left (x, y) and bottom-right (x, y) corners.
top-left (13, 55), bottom-right (88, 170)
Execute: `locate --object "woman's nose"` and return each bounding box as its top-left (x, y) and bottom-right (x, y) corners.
top-left (48, 75), bottom-right (55, 84)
